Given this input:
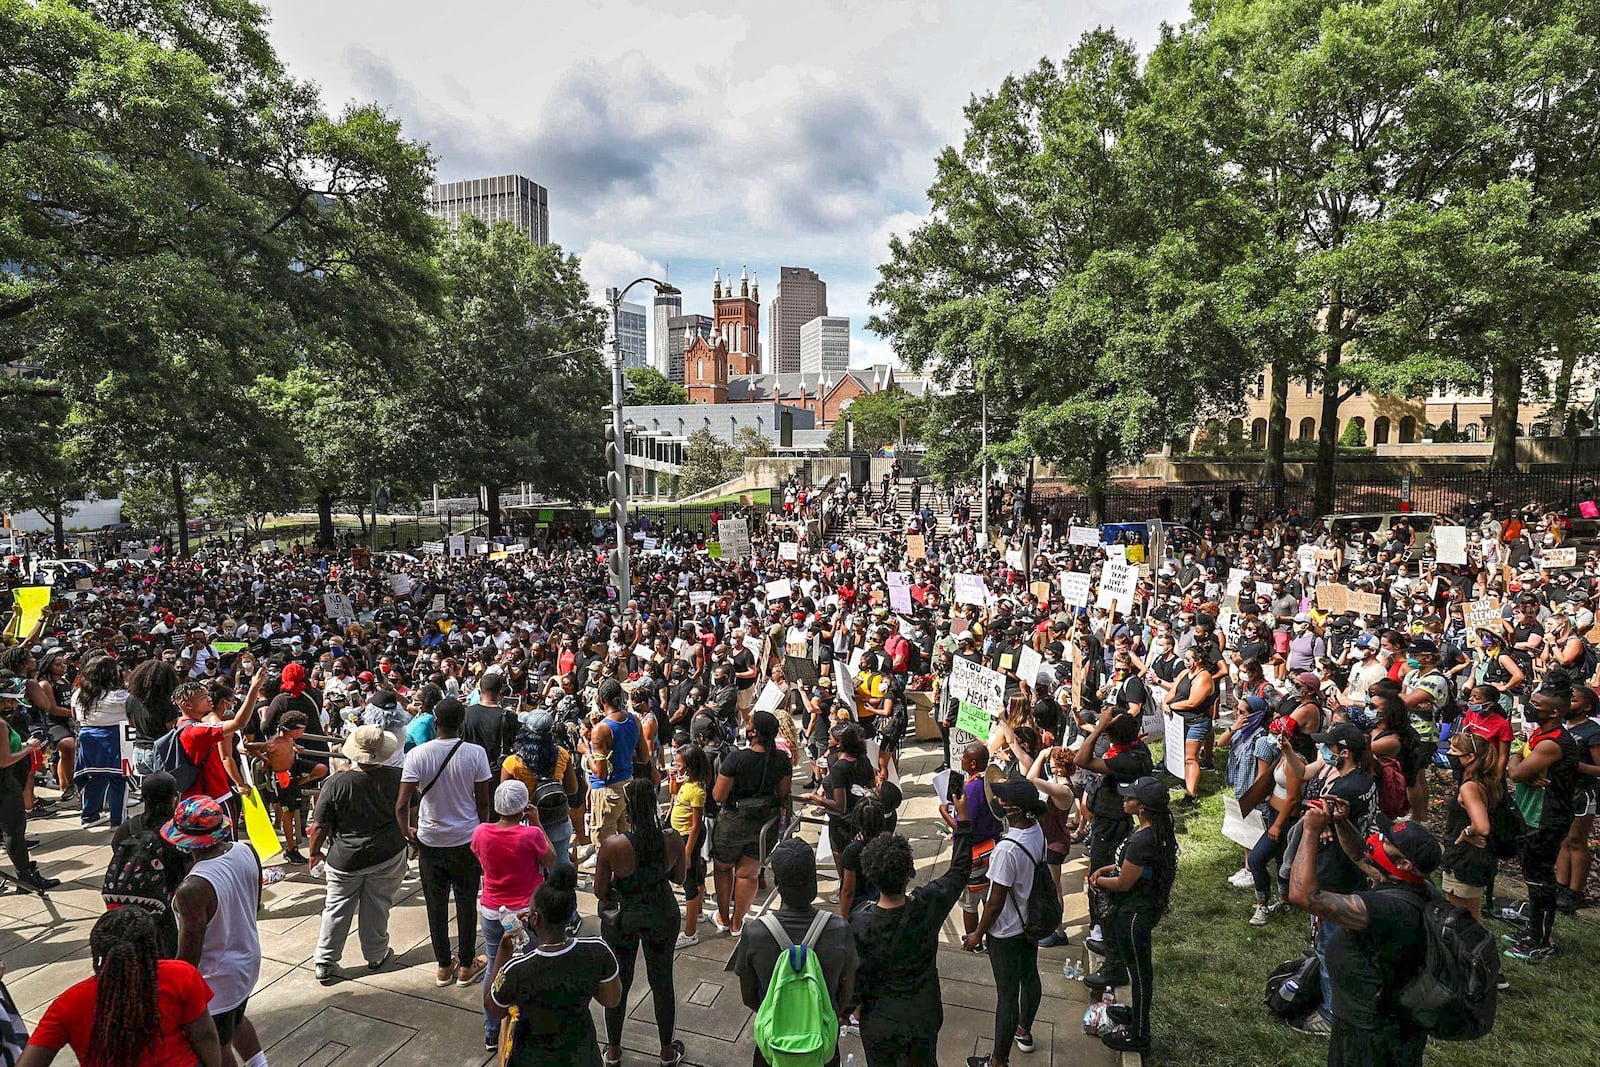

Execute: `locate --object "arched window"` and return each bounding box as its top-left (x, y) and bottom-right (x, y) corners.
top-left (1298, 417), bottom-right (1316, 441)
top-left (1532, 422), bottom-right (1549, 438)
top-left (1373, 416), bottom-right (1391, 445)
top-left (1464, 422), bottom-right (1481, 442)
top-left (1399, 415), bottom-right (1417, 443)
top-left (1251, 419), bottom-right (1267, 447)
top-left (1227, 417), bottom-right (1245, 443)
top-left (1350, 416), bottom-right (1365, 433)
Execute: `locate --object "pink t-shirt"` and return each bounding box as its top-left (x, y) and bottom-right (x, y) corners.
top-left (471, 822), bottom-right (553, 912)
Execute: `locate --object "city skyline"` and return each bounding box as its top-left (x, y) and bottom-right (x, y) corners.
top-left (255, 0), bottom-right (1189, 369)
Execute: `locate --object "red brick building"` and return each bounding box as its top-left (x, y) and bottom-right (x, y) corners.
top-left (713, 266), bottom-right (761, 376)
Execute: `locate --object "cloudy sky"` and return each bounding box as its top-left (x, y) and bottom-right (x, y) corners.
top-left (262, 0), bottom-right (1190, 367)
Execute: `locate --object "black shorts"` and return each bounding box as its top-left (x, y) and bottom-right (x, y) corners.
top-left (213, 998), bottom-right (250, 1046)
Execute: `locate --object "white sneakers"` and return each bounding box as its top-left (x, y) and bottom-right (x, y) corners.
top-left (675, 932), bottom-right (699, 950)
top-left (1249, 903), bottom-right (1273, 926)
top-left (1228, 867), bottom-right (1255, 889)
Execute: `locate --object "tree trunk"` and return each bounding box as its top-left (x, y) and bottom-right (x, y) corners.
top-left (1087, 446), bottom-right (1108, 525)
top-left (51, 502), bottom-right (65, 558)
top-left (316, 488), bottom-right (335, 547)
top-left (1489, 351), bottom-right (1521, 471)
top-left (172, 463), bottom-right (190, 557)
top-left (1260, 355), bottom-right (1289, 493)
top-left (1312, 295), bottom-right (1348, 517)
top-left (1549, 329), bottom-right (1579, 436)
top-left (484, 482), bottom-right (502, 540)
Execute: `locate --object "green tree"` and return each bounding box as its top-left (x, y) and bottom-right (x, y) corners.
top-left (824, 388), bottom-right (927, 454)
top-left (678, 428), bottom-right (737, 496)
top-left (871, 31), bottom-right (1255, 517)
top-left (625, 366), bottom-right (688, 406)
top-left (1338, 419), bottom-right (1367, 448)
top-left (422, 217), bottom-right (607, 537)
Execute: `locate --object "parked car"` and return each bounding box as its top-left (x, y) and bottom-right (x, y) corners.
top-left (34, 558), bottom-right (97, 585)
top-left (1321, 511), bottom-right (1462, 551)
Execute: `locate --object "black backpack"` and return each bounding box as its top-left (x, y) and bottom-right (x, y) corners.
top-left (533, 776), bottom-right (571, 829)
top-left (152, 721), bottom-right (202, 795)
top-left (1397, 881), bottom-right (1500, 1040)
top-left (1005, 835), bottom-right (1064, 943)
top-left (102, 828), bottom-right (178, 917)
top-left (1264, 952), bottom-right (1321, 1020)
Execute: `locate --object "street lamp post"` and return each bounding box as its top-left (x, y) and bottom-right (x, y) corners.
top-left (980, 378), bottom-right (989, 542)
top-left (605, 277), bottom-right (680, 607)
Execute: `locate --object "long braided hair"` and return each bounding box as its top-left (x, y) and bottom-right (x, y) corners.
top-left (623, 777), bottom-right (665, 868)
top-left (88, 908), bottom-right (162, 1067)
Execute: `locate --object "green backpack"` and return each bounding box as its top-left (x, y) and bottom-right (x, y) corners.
top-left (752, 910), bottom-right (838, 1067)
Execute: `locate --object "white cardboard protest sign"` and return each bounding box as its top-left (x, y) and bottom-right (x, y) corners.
top-left (953, 573), bottom-right (989, 606)
top-left (778, 541), bottom-right (799, 561)
top-left (1068, 525), bottom-right (1100, 547)
top-left (717, 519), bottom-right (751, 560)
top-left (1016, 645), bottom-right (1042, 688)
top-left (323, 593), bottom-right (355, 621)
top-left (1096, 558), bottom-right (1138, 610)
top-left (765, 578), bottom-right (793, 601)
top-left (753, 684), bottom-right (784, 713)
top-left (1163, 713), bottom-right (1186, 779)
top-left (1060, 571), bottom-right (1092, 608)
top-left (887, 571), bottom-right (913, 614)
top-left (1541, 547), bottom-right (1578, 569)
top-left (1434, 524), bottom-right (1467, 566)
top-left (447, 535), bottom-right (466, 558)
top-left (948, 657), bottom-right (1005, 715)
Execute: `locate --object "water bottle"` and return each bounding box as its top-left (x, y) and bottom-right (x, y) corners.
top-left (309, 859), bottom-right (326, 879)
top-left (1281, 977), bottom-right (1300, 1000)
top-left (844, 1056), bottom-right (855, 1067)
top-left (498, 907), bottom-right (529, 952)
top-left (1062, 958), bottom-right (1082, 980)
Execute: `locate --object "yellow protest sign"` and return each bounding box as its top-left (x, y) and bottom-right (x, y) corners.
top-left (8, 586), bottom-right (50, 639)
top-left (240, 787), bottom-right (284, 861)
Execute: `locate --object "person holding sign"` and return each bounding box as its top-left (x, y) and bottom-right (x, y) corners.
top-left (1161, 647), bottom-right (1216, 807)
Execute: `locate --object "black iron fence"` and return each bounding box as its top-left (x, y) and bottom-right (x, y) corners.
top-left (1031, 468), bottom-right (1600, 526)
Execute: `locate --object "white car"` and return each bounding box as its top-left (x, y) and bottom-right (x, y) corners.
top-left (34, 558), bottom-right (97, 585)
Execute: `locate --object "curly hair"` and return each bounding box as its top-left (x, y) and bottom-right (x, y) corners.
top-left (860, 833), bottom-right (916, 896)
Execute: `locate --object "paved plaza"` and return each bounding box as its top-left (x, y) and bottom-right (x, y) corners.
top-left (1, 741), bottom-right (1122, 1067)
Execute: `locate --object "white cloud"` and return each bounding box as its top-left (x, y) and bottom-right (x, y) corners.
top-left (574, 241), bottom-right (668, 306)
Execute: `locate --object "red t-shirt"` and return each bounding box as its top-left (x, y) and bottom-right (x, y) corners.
top-left (1462, 709), bottom-right (1514, 745)
top-left (30, 959), bottom-right (213, 1067)
top-left (176, 719), bottom-right (232, 799)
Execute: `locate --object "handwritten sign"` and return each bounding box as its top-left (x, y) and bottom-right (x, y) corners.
top-left (1060, 571), bottom-right (1092, 608)
top-left (1016, 645), bottom-right (1043, 688)
top-left (1348, 590), bottom-right (1384, 616)
top-left (689, 591), bottom-right (715, 607)
top-left (1297, 545), bottom-right (1318, 574)
top-left (1096, 558), bottom-right (1138, 610)
top-left (1464, 597), bottom-right (1502, 631)
top-left (778, 541), bottom-right (799, 561)
top-left (955, 701), bottom-right (991, 738)
top-left (1029, 580), bottom-right (1052, 603)
top-left (953, 573), bottom-right (989, 606)
top-left (1434, 525), bottom-right (1467, 566)
top-left (1315, 583), bottom-right (1350, 614)
top-left (1068, 525), bottom-right (1101, 547)
top-left (948, 657), bottom-right (1005, 715)
top-left (1540, 546), bottom-right (1578, 569)
top-left (717, 519), bottom-right (751, 560)
top-left (765, 578), bottom-right (793, 601)
top-left (323, 593), bottom-right (355, 621)
top-left (906, 534), bottom-right (926, 559)
top-left (887, 571), bottom-right (913, 614)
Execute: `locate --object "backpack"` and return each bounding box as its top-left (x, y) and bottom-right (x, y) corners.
top-left (753, 911), bottom-right (838, 1067)
top-left (1577, 637), bottom-right (1598, 685)
top-left (102, 828), bottom-right (177, 917)
top-left (1397, 881), bottom-right (1500, 1040)
top-left (1264, 952), bottom-right (1321, 1020)
top-left (152, 721), bottom-right (202, 795)
top-left (533, 776), bottom-right (570, 829)
top-left (1375, 755), bottom-right (1411, 819)
top-left (1007, 834), bottom-right (1064, 943)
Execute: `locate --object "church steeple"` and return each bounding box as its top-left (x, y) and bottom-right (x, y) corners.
top-left (713, 267), bottom-right (721, 300)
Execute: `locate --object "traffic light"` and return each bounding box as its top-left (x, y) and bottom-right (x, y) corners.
top-left (605, 422), bottom-right (625, 525)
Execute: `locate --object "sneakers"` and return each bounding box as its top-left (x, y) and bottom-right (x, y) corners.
top-left (1036, 930), bottom-right (1071, 948)
top-left (367, 948), bottom-right (395, 972)
top-left (1249, 902), bottom-right (1273, 926)
top-left (283, 849), bottom-right (308, 865)
top-left (1228, 866), bottom-right (1256, 889)
top-left (566, 916), bottom-right (584, 936)
top-left (435, 963), bottom-right (456, 987)
top-left (315, 963), bottom-right (339, 985)
top-left (1291, 1012), bottom-right (1333, 1037)
top-left (1014, 1028), bottom-right (1035, 1053)
top-left (484, 1037), bottom-right (498, 1053)
top-left (1491, 901), bottom-right (1529, 925)
top-left (14, 866), bottom-right (60, 893)
top-left (1503, 938), bottom-right (1557, 962)
top-left (675, 932), bottom-right (700, 950)
top-left (711, 913), bottom-right (730, 934)
top-left (1083, 967), bottom-right (1128, 994)
top-left (1101, 1028), bottom-right (1151, 1054)
top-left (456, 956), bottom-right (489, 986)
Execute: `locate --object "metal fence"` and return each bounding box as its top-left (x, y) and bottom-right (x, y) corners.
top-left (1030, 468), bottom-right (1600, 526)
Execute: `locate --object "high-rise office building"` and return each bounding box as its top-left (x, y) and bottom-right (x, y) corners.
top-left (652, 289), bottom-right (682, 375)
top-left (666, 313), bottom-right (714, 385)
top-left (799, 315), bottom-right (851, 375)
top-left (768, 266), bottom-right (827, 374)
top-left (617, 301), bottom-right (648, 369)
top-left (427, 174), bottom-right (549, 245)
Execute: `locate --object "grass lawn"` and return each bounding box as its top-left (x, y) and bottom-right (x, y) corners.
top-left (1148, 750), bottom-right (1600, 1067)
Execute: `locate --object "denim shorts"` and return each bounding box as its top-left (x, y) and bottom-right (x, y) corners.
top-left (1184, 720), bottom-right (1214, 742)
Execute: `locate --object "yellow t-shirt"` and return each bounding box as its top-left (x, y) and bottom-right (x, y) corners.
top-left (670, 780), bottom-right (706, 836)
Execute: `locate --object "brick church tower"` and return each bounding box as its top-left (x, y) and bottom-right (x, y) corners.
top-left (713, 265), bottom-right (761, 375)
top-left (684, 330), bottom-right (729, 404)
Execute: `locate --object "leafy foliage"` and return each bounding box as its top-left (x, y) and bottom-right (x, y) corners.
top-left (824, 388), bottom-right (926, 454)
top-left (625, 365), bottom-right (689, 406)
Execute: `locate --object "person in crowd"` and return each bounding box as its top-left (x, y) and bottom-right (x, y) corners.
top-left (73, 655), bottom-right (133, 828)
top-left (1288, 798), bottom-right (1441, 1067)
top-left (851, 784), bottom-right (972, 1067)
top-left (1156, 645), bottom-right (1214, 805)
top-left (1086, 776), bottom-right (1179, 1055)
top-left (485, 866), bottom-right (622, 1067)
top-left (396, 696), bottom-right (494, 987)
top-left (1073, 708), bottom-right (1153, 954)
top-left (1239, 710), bottom-right (1305, 925)
top-left (733, 838), bottom-right (858, 1067)
top-left (172, 671), bottom-right (266, 804)
top-left (0, 677), bottom-right (55, 891)
top-left (308, 725), bottom-right (410, 983)
top-left (471, 780), bottom-right (556, 1049)
top-left (594, 777), bottom-right (686, 1067)
top-left (668, 741), bottom-right (711, 948)
top-left (1557, 682), bottom-right (1600, 913)
top-left (1440, 731), bottom-right (1497, 920)
top-left (1503, 672), bottom-right (1581, 961)
top-left (587, 677), bottom-right (654, 847)
top-left (836, 797), bottom-right (888, 917)
top-left (942, 740), bottom-right (1003, 950)
top-left (807, 721), bottom-right (874, 858)
top-left (107, 770), bottom-right (190, 954)
top-left (19, 908), bottom-right (222, 1067)
top-left (501, 713), bottom-right (580, 872)
top-left (711, 709), bottom-right (791, 935)
top-left (962, 778), bottom-right (1047, 1067)
top-left (166, 797), bottom-right (265, 1067)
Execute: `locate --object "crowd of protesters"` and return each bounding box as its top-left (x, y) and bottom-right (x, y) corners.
top-left (0, 475), bottom-right (1596, 1067)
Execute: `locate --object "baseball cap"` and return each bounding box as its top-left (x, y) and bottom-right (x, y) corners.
top-left (1116, 776), bottom-right (1170, 808)
top-left (1407, 637), bottom-right (1438, 655)
top-left (1310, 722), bottom-right (1365, 750)
top-left (1354, 633), bottom-right (1378, 651)
top-left (991, 778), bottom-right (1047, 814)
top-left (1295, 671), bottom-right (1321, 691)
top-left (1382, 819), bottom-right (1443, 875)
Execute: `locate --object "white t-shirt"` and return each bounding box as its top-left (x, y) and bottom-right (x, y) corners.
top-left (401, 737), bottom-right (493, 848)
top-left (986, 821), bottom-right (1047, 939)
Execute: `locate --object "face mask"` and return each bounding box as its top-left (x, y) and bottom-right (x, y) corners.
top-left (1447, 753), bottom-right (1466, 774)
top-left (1317, 744), bottom-right (1336, 765)
top-left (1466, 702), bottom-right (1491, 716)
top-left (1522, 703), bottom-right (1542, 724)
top-left (1406, 657), bottom-right (1420, 670)
top-left (1365, 832), bottom-right (1424, 884)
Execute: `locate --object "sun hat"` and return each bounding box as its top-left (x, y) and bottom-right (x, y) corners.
top-left (160, 796), bottom-right (234, 851)
top-left (341, 724), bottom-right (398, 765)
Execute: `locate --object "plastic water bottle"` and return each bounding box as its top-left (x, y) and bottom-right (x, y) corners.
top-left (844, 1056), bottom-right (855, 1067)
top-left (1281, 977), bottom-right (1300, 1001)
top-left (1062, 958), bottom-right (1082, 980)
top-left (309, 859), bottom-right (326, 879)
top-left (497, 907), bottom-right (529, 952)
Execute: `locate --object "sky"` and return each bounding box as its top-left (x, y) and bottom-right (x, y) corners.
top-left (260, 0), bottom-right (1191, 369)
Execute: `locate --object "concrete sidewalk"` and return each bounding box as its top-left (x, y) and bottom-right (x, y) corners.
top-left (1, 742), bottom-right (1123, 1067)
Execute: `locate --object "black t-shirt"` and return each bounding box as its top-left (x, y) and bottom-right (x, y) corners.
top-left (718, 747), bottom-right (791, 805)
top-left (1107, 675), bottom-right (1148, 714)
top-left (311, 766), bottom-right (407, 871)
top-left (824, 754), bottom-right (876, 821)
top-left (1568, 719), bottom-right (1600, 796)
top-left (1325, 882), bottom-right (1428, 1031)
top-left (1303, 769), bottom-right (1377, 893)
top-left (731, 648), bottom-right (757, 691)
top-left (462, 702), bottom-right (518, 768)
top-left (1090, 743), bottom-right (1154, 819)
top-left (1110, 824), bottom-right (1159, 913)
top-left (838, 837), bottom-right (877, 907)
top-left (1531, 725), bottom-right (1582, 828)
top-left (490, 937), bottom-right (620, 1066)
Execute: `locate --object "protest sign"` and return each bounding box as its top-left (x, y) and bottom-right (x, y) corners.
top-left (420, 540), bottom-right (445, 556)
top-left (1222, 796), bottom-right (1268, 849)
top-left (717, 519), bottom-right (751, 560)
top-left (887, 571), bottom-right (913, 614)
top-left (1016, 645), bottom-right (1042, 689)
top-left (388, 574), bottom-right (412, 597)
top-left (430, 594), bottom-right (445, 613)
top-left (765, 578), bottom-right (793, 601)
top-left (753, 684), bottom-right (784, 713)
top-left (1464, 597), bottom-right (1502, 631)
top-left (689, 591), bottom-right (715, 607)
top-left (707, 542), bottom-right (722, 559)
top-left (632, 644), bottom-right (653, 663)
top-left (955, 701), bottom-right (991, 738)
top-left (1434, 524), bottom-right (1467, 566)
top-left (949, 657), bottom-right (1005, 715)
top-left (1315, 583), bottom-right (1350, 614)
top-left (1060, 571), bottom-right (1092, 608)
top-left (1541, 547), bottom-right (1578, 569)
top-left (214, 641), bottom-right (246, 655)
top-left (1029, 580), bottom-right (1052, 603)
top-left (906, 534), bottom-right (926, 559)
top-left (1348, 590), bottom-right (1384, 616)
top-left (323, 593), bottom-right (355, 621)
top-left (1164, 713), bottom-right (1185, 779)
top-left (953, 573), bottom-right (989, 606)
top-left (742, 634), bottom-right (764, 659)
top-left (1068, 525), bottom-right (1100, 547)
top-left (1005, 549), bottom-right (1024, 569)
top-left (1096, 558), bottom-right (1138, 610)
top-left (447, 535), bottom-right (466, 558)
top-left (778, 541), bottom-right (799, 561)
top-left (1297, 545), bottom-right (1318, 574)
